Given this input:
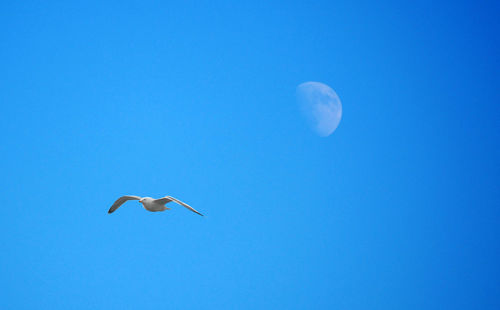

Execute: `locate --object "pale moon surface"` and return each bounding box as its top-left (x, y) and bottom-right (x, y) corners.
top-left (296, 82), bottom-right (342, 137)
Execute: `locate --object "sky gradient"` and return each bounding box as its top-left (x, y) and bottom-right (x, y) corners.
top-left (1, 1), bottom-right (499, 309)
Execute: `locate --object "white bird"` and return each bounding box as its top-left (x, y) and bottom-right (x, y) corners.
top-left (108, 195), bottom-right (203, 216)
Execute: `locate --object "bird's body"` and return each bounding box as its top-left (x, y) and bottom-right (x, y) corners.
top-left (139, 197), bottom-right (169, 212)
top-left (108, 195), bottom-right (203, 216)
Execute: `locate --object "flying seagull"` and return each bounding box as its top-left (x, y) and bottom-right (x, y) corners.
top-left (108, 195), bottom-right (203, 216)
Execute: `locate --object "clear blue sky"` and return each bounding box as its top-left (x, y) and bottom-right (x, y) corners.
top-left (1, 1), bottom-right (499, 309)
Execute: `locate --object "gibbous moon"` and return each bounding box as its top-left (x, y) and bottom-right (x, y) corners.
top-left (296, 81), bottom-right (342, 137)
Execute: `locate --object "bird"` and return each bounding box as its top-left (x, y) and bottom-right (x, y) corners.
top-left (107, 195), bottom-right (203, 216)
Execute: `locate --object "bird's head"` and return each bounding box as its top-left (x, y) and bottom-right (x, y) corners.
top-left (139, 197), bottom-right (150, 203)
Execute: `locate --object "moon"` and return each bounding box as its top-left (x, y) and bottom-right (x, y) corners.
top-left (296, 81), bottom-right (342, 137)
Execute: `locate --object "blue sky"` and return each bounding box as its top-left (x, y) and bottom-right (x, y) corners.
top-left (1, 1), bottom-right (499, 309)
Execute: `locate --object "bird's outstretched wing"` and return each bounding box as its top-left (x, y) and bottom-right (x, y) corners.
top-left (154, 196), bottom-right (203, 216)
top-left (108, 195), bottom-right (141, 214)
